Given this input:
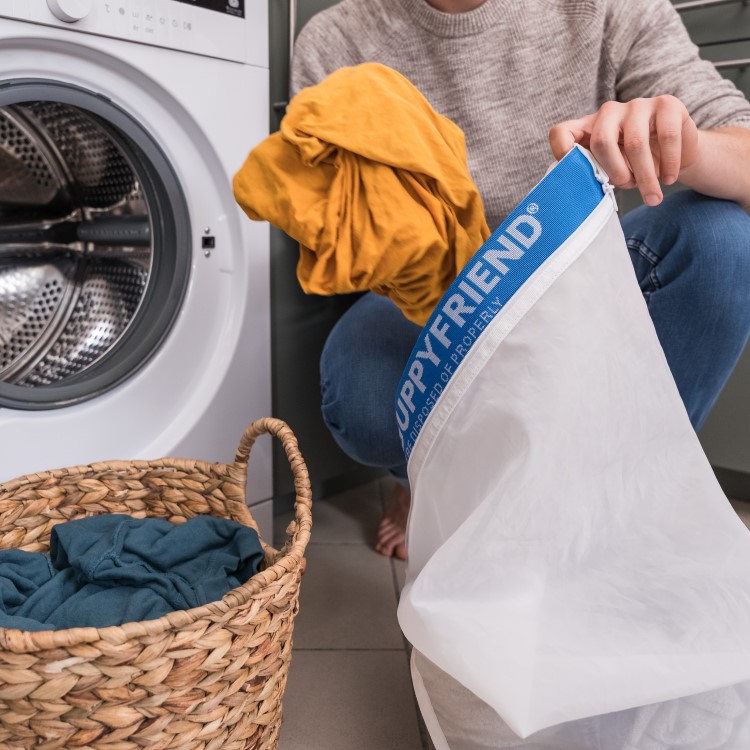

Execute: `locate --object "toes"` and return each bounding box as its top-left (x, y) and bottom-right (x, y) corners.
top-left (375, 527), bottom-right (406, 558)
top-left (377, 527), bottom-right (402, 549)
top-left (374, 485), bottom-right (410, 559)
top-left (374, 538), bottom-right (396, 556)
top-left (375, 521), bottom-right (401, 542)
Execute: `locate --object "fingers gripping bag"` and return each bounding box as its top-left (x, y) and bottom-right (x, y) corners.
top-left (396, 145), bottom-right (750, 749)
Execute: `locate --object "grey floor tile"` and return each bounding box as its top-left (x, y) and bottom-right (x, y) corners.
top-left (279, 650), bottom-right (423, 750)
top-left (293, 543), bottom-right (404, 650)
top-left (274, 479), bottom-right (383, 547)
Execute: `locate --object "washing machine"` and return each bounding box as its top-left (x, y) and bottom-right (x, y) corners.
top-left (0, 0), bottom-right (273, 533)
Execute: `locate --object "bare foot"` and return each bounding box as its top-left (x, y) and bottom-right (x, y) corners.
top-left (375, 483), bottom-right (410, 560)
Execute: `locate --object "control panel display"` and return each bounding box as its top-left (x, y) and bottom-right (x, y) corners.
top-left (172, 0), bottom-right (243, 18)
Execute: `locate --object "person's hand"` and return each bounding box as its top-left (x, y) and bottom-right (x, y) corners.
top-left (549, 96), bottom-right (700, 206)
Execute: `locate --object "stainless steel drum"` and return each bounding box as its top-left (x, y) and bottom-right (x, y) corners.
top-left (0, 84), bottom-right (190, 409)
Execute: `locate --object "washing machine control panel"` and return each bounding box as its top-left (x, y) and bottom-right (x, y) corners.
top-left (46, 0), bottom-right (92, 22)
top-left (172, 0), bottom-right (243, 18)
top-left (0, 0), bottom-right (267, 68)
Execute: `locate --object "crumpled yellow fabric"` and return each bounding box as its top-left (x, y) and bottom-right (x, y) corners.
top-left (232, 62), bottom-right (490, 326)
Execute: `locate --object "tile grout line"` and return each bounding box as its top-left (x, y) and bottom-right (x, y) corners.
top-left (384, 477), bottom-right (432, 750)
top-left (399, 611), bottom-right (432, 750)
top-left (284, 478), bottom-right (431, 748)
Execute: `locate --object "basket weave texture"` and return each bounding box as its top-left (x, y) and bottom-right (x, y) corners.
top-left (0, 417), bottom-right (312, 750)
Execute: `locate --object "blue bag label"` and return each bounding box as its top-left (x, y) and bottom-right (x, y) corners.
top-left (396, 147), bottom-right (607, 460)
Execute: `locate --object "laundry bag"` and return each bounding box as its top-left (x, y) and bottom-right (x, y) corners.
top-left (396, 145), bottom-right (750, 748)
top-left (0, 417), bottom-right (311, 750)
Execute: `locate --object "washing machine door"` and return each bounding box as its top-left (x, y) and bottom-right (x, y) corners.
top-left (0, 81), bottom-right (190, 409)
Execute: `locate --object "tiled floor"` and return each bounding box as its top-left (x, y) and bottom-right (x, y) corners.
top-left (273, 479), bottom-right (750, 750)
top-left (273, 477), bottom-right (428, 750)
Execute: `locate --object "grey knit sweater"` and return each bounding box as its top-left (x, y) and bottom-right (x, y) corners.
top-left (291, 0), bottom-right (750, 229)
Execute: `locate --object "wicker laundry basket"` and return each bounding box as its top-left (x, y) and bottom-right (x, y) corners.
top-left (0, 417), bottom-right (312, 750)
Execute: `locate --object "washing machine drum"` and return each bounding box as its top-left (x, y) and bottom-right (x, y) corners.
top-left (0, 90), bottom-right (190, 409)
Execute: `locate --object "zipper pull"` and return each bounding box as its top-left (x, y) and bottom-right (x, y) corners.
top-left (601, 181), bottom-right (618, 212)
top-left (589, 159), bottom-right (619, 213)
top-left (574, 145), bottom-right (619, 212)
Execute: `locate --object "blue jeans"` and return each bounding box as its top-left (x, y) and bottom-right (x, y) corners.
top-left (320, 191), bottom-right (750, 481)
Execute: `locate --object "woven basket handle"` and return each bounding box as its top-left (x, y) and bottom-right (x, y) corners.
top-left (235, 417), bottom-right (312, 554)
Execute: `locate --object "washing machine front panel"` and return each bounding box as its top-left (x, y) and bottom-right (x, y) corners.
top-left (0, 28), bottom-right (272, 502)
top-left (0, 0), bottom-right (268, 68)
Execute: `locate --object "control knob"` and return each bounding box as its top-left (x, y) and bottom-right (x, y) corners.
top-left (46, 0), bottom-right (92, 22)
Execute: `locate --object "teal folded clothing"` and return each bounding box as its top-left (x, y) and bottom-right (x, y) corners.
top-left (0, 514), bottom-right (264, 631)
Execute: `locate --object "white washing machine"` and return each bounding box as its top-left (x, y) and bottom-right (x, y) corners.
top-left (0, 0), bottom-right (273, 534)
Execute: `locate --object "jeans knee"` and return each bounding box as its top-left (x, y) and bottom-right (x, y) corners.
top-left (664, 191), bottom-right (750, 266)
top-left (319, 341), bottom-right (361, 461)
top-left (627, 191), bottom-right (750, 319)
top-left (319, 380), bottom-right (354, 457)
top-left (680, 195), bottom-right (750, 322)
top-left (319, 379), bottom-right (398, 468)
top-left (319, 297), bottom-right (412, 470)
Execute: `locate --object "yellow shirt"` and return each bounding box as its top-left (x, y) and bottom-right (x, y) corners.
top-left (233, 62), bottom-right (489, 326)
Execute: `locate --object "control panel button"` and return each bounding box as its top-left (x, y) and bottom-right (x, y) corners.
top-left (46, 0), bottom-right (92, 22)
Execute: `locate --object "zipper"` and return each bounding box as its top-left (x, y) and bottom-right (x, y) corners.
top-left (575, 145), bottom-right (619, 212)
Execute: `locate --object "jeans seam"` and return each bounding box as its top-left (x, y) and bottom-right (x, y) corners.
top-left (627, 238), bottom-right (662, 295)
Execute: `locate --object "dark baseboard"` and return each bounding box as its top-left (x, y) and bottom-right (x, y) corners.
top-left (272, 465), bottom-right (387, 516)
top-left (272, 464), bottom-right (750, 513)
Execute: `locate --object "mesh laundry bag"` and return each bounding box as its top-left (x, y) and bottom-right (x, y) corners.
top-left (395, 145), bottom-right (750, 749)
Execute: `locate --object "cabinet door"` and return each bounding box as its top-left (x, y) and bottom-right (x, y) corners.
top-left (269, 0), bottom-right (379, 505)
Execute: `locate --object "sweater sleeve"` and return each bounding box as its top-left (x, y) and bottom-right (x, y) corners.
top-left (605, 0), bottom-right (750, 130)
